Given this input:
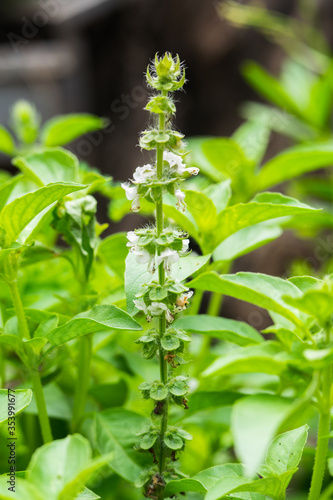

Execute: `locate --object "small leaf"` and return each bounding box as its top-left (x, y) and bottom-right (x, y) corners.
top-left (164, 431), bottom-right (184, 450)
top-left (140, 431), bottom-right (158, 450)
top-left (161, 333), bottom-right (180, 350)
top-left (150, 382), bottom-right (168, 401)
top-left (169, 380), bottom-right (188, 396)
top-left (41, 114), bottom-right (107, 147)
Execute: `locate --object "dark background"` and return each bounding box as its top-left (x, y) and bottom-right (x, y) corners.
top-left (0, 0), bottom-right (332, 325)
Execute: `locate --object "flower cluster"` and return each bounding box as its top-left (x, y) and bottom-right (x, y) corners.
top-left (121, 151), bottom-right (198, 213)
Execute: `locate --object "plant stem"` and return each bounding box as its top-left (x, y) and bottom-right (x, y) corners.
top-left (207, 292), bottom-right (222, 317)
top-left (155, 107), bottom-right (168, 480)
top-left (71, 334), bottom-right (92, 433)
top-left (308, 329), bottom-right (332, 500)
top-left (7, 275), bottom-right (53, 443)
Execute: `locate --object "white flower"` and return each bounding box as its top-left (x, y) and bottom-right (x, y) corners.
top-left (181, 239), bottom-right (190, 254)
top-left (164, 151), bottom-right (186, 174)
top-left (186, 166), bottom-right (199, 175)
top-left (134, 299), bottom-right (152, 322)
top-left (156, 248), bottom-right (179, 274)
top-left (175, 189), bottom-right (186, 211)
top-left (132, 247), bottom-right (155, 273)
top-left (147, 302), bottom-right (174, 323)
top-left (164, 151), bottom-right (199, 176)
top-left (121, 182), bottom-right (140, 212)
top-left (126, 231), bottom-right (139, 247)
top-left (133, 164), bottom-right (155, 183)
top-left (174, 290), bottom-right (194, 312)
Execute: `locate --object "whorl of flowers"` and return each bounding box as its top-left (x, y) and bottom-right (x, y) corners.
top-left (123, 53), bottom-right (199, 499)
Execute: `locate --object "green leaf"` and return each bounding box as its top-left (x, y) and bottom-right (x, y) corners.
top-left (26, 434), bottom-right (107, 500)
top-left (188, 391), bottom-right (243, 413)
top-left (214, 193), bottom-right (319, 249)
top-left (0, 389), bottom-right (33, 424)
top-left (140, 431), bottom-right (158, 450)
top-left (0, 476), bottom-right (43, 500)
top-left (97, 232), bottom-right (127, 278)
top-left (169, 379), bottom-right (188, 396)
top-left (202, 342), bottom-right (286, 378)
top-left (12, 148), bottom-right (79, 186)
top-left (189, 272), bottom-right (304, 328)
top-left (95, 408), bottom-right (149, 483)
top-left (231, 395), bottom-right (295, 475)
top-left (164, 479), bottom-right (206, 497)
top-left (187, 136), bottom-right (226, 182)
top-left (232, 120), bottom-right (271, 165)
top-left (242, 61), bottom-right (303, 118)
top-left (265, 425), bottom-right (308, 475)
top-left (44, 305), bottom-right (141, 347)
top-left (0, 334), bottom-right (26, 361)
top-left (164, 431), bottom-right (184, 450)
top-left (150, 382), bottom-right (168, 400)
top-left (41, 114), bottom-right (107, 147)
top-left (184, 190), bottom-right (217, 234)
top-left (213, 222), bottom-right (282, 262)
top-left (0, 175), bottom-right (23, 213)
top-left (256, 143), bottom-right (333, 191)
top-left (283, 289), bottom-right (332, 327)
top-left (0, 126), bottom-right (15, 156)
top-left (174, 314), bottom-right (263, 346)
top-left (204, 472), bottom-right (295, 500)
top-left (0, 182), bottom-right (85, 246)
top-left (161, 333), bottom-right (180, 350)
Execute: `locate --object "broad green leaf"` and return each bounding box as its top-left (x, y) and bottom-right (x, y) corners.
top-left (163, 203), bottom-right (199, 241)
top-left (44, 305), bottom-right (141, 347)
top-left (0, 126), bottom-right (15, 156)
top-left (97, 232), bottom-right (127, 278)
top-left (174, 315), bottom-right (263, 346)
top-left (202, 342), bottom-right (286, 378)
top-left (213, 222), bottom-right (282, 262)
top-left (41, 114), bottom-right (106, 147)
top-left (26, 434), bottom-right (107, 500)
top-left (204, 472), bottom-right (295, 500)
top-left (256, 143), bottom-right (333, 191)
top-left (0, 175), bottom-right (22, 213)
top-left (265, 425), bottom-right (308, 475)
top-left (0, 389), bottom-right (32, 424)
top-left (0, 476), bottom-right (43, 500)
top-left (204, 180), bottom-right (231, 213)
top-left (232, 120), bottom-right (271, 165)
top-left (201, 137), bottom-right (251, 179)
top-left (242, 61), bottom-right (303, 118)
top-left (12, 148), bottom-right (79, 186)
top-left (231, 395), bottom-right (294, 475)
top-left (95, 408), bottom-right (149, 483)
top-left (0, 182), bottom-right (85, 246)
top-left (214, 193), bottom-right (319, 249)
top-left (288, 276), bottom-right (321, 293)
top-left (194, 464), bottom-right (246, 490)
top-left (188, 272), bottom-right (304, 327)
top-left (76, 488), bottom-right (100, 499)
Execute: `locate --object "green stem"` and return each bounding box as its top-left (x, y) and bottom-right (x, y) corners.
top-left (308, 330), bottom-right (332, 500)
top-left (71, 334), bottom-right (92, 433)
top-left (207, 292), bottom-right (223, 317)
top-left (155, 107), bottom-right (168, 482)
top-left (188, 290), bottom-right (203, 315)
top-left (7, 274), bottom-right (53, 443)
